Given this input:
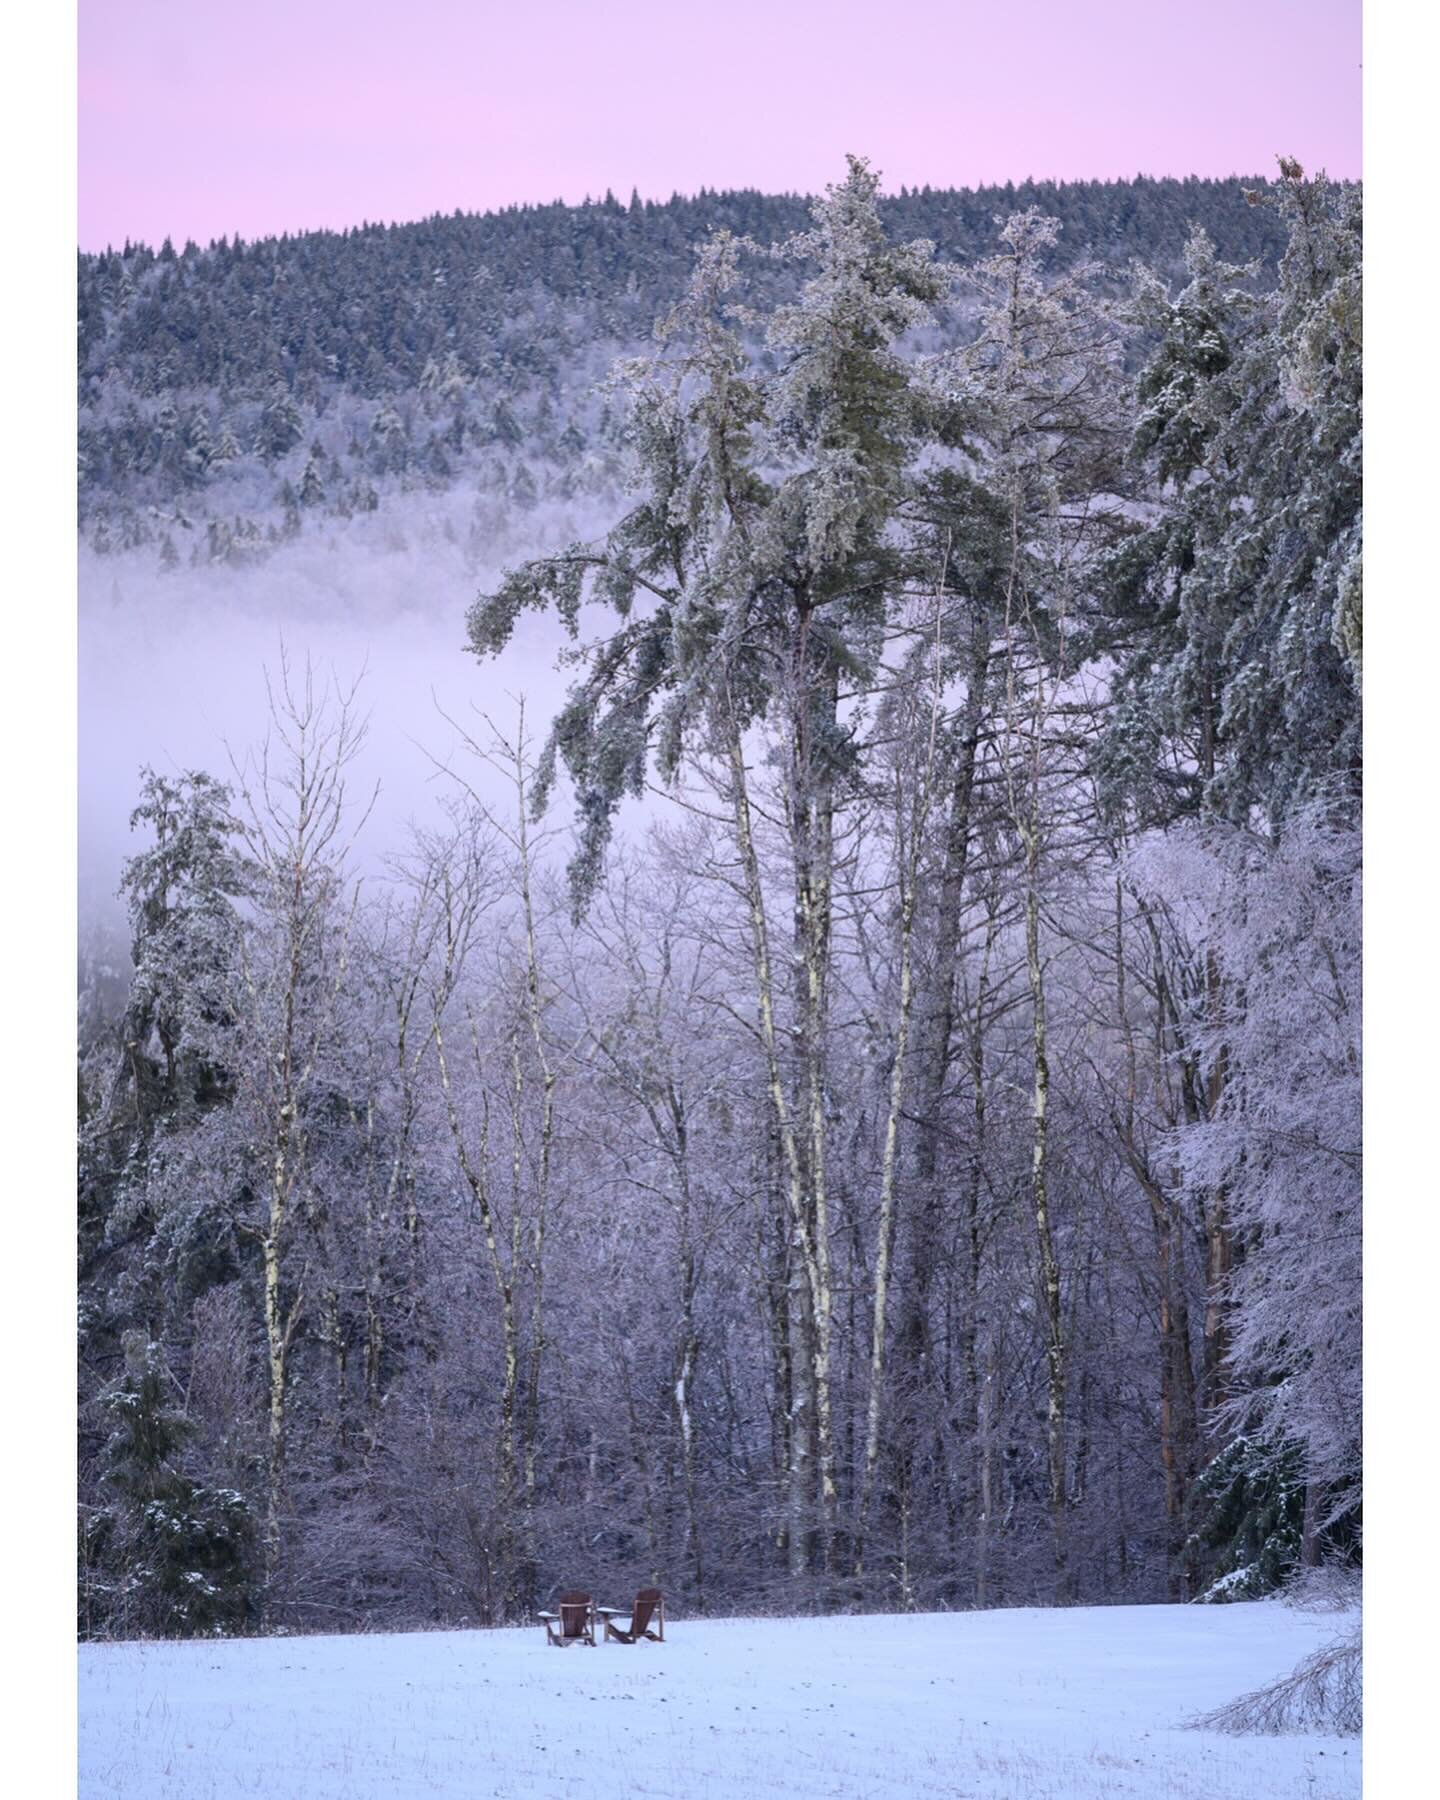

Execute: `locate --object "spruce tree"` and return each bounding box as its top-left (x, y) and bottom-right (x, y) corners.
top-left (298, 448), bottom-right (326, 507)
top-left (1188, 1435), bottom-right (1304, 1601)
top-left (83, 1335), bottom-right (255, 1639)
top-left (255, 380), bottom-right (303, 463)
top-left (1095, 164), bottom-right (1361, 829)
top-left (212, 420), bottom-right (243, 466)
top-left (82, 769), bottom-right (254, 1308)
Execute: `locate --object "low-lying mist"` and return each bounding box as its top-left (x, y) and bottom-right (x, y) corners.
top-left (79, 486), bottom-right (626, 932)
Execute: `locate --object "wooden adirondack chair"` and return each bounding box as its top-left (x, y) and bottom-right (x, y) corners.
top-left (597, 1587), bottom-right (665, 1644)
top-left (538, 1590), bottom-right (596, 1647)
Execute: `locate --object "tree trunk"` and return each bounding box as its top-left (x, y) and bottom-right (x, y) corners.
top-left (725, 709), bottom-right (833, 1583)
top-left (891, 647), bottom-right (988, 1574)
top-left (1023, 823), bottom-right (1068, 1601)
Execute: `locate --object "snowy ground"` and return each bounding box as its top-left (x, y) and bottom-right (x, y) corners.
top-left (79, 1601), bottom-right (1358, 1799)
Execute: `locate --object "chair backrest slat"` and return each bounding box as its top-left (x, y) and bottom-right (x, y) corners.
top-left (557, 1590), bottom-right (591, 1638)
top-left (631, 1587), bottom-right (662, 1637)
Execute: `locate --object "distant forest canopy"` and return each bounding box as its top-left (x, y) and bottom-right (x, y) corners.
top-left (77, 174), bottom-right (1293, 559)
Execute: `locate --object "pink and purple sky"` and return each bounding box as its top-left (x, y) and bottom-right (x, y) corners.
top-left (79, 0), bottom-right (1359, 251)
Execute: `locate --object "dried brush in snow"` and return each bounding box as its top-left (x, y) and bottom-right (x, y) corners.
top-left (1280, 1563), bottom-right (1362, 1615)
top-left (1192, 1624), bottom-right (1361, 1737)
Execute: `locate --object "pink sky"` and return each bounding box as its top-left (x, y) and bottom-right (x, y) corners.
top-left (79, 0), bottom-right (1360, 251)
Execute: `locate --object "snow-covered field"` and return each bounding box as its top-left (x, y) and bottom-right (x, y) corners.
top-left (79, 1601), bottom-right (1358, 1799)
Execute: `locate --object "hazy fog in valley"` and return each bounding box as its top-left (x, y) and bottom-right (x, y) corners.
top-left (78, 487), bottom-right (626, 926)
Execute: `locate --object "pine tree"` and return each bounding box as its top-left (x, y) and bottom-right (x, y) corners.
top-left (1188, 1434), bottom-right (1304, 1601)
top-left (276, 480), bottom-right (302, 538)
top-left (370, 399), bottom-right (408, 473)
top-left (212, 420), bottom-right (243, 466)
top-left (111, 768), bottom-right (252, 1131)
top-left (1096, 164), bottom-right (1361, 830)
top-left (255, 380), bottom-right (303, 463)
top-left (80, 769), bottom-right (255, 1330)
top-left (468, 155), bottom-right (944, 910)
top-left (508, 461), bottom-right (537, 510)
top-left (182, 407), bottom-right (213, 484)
top-left (83, 1334), bottom-right (255, 1639)
top-left (298, 448), bottom-right (326, 507)
top-left (488, 397), bottom-right (522, 447)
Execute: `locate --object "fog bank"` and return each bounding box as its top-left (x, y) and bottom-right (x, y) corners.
top-left (79, 489), bottom-right (622, 924)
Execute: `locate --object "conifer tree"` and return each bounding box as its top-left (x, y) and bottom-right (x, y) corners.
top-left (1096, 164), bottom-right (1361, 829)
top-left (212, 420), bottom-right (243, 466)
top-left (299, 448), bottom-right (326, 507)
top-left (255, 380), bottom-right (303, 463)
top-left (183, 408), bottom-right (214, 484)
top-left (109, 769), bottom-right (252, 1138)
top-left (371, 398), bottom-right (409, 474)
top-left (83, 1335), bottom-right (255, 1639)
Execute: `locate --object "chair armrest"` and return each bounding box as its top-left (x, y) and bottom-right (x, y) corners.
top-left (537, 1611), bottom-right (559, 1621)
top-left (595, 1607), bottom-right (622, 1616)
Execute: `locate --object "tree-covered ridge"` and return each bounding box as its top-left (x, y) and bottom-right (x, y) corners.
top-left (80, 176), bottom-right (1287, 385)
top-left (77, 175), bottom-right (1290, 558)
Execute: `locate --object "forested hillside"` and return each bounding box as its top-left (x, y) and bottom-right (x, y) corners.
top-left (77, 159), bottom-right (1360, 1642)
top-left (77, 174), bottom-right (1287, 561)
